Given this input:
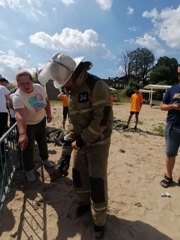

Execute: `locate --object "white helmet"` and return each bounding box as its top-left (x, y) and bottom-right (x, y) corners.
top-left (38, 53), bottom-right (84, 89)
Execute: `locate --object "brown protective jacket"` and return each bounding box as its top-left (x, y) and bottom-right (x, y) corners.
top-left (66, 73), bottom-right (113, 147)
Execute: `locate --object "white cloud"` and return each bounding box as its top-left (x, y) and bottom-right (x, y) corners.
top-left (127, 7), bottom-right (134, 15)
top-left (142, 8), bottom-right (158, 19)
top-left (0, 51), bottom-right (26, 70)
top-left (118, 65), bottom-right (124, 76)
top-left (124, 38), bottom-right (135, 45)
top-left (96, 0), bottom-right (112, 10)
top-left (0, 0), bottom-right (23, 10)
top-left (0, 0), bottom-right (45, 19)
top-left (14, 40), bottom-right (25, 48)
top-left (29, 27), bottom-right (112, 58)
top-left (142, 5), bottom-right (180, 48)
top-left (135, 33), bottom-right (165, 55)
top-left (128, 26), bottom-right (136, 32)
top-left (0, 50), bottom-right (28, 80)
top-left (61, 0), bottom-right (75, 6)
top-left (0, 35), bottom-right (8, 40)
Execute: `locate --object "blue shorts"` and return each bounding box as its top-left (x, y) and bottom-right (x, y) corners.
top-left (165, 123), bottom-right (180, 157)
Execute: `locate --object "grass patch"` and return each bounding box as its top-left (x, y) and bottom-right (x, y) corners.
top-left (116, 90), bottom-right (129, 103)
top-left (50, 100), bottom-right (61, 106)
top-left (112, 89), bottom-right (129, 104)
top-left (152, 123), bottom-right (165, 136)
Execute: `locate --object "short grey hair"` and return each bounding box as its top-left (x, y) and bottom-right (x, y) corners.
top-left (16, 69), bottom-right (33, 81)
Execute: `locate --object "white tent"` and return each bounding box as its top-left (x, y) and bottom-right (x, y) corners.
top-left (142, 84), bottom-right (172, 106)
top-left (109, 87), bottom-right (117, 91)
top-left (140, 89), bottom-right (155, 105)
top-left (144, 84), bottom-right (172, 90)
top-left (140, 89), bottom-right (155, 93)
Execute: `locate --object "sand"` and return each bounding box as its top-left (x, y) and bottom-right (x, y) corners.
top-left (0, 103), bottom-right (180, 240)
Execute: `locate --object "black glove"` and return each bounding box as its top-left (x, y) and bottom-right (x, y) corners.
top-left (62, 140), bottom-right (72, 146)
top-left (76, 136), bottom-right (85, 148)
top-left (57, 155), bottom-right (71, 173)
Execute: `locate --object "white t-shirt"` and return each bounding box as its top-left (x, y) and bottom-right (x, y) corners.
top-left (0, 85), bottom-right (10, 113)
top-left (13, 84), bottom-right (47, 125)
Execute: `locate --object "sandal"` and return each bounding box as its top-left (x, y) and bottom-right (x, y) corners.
top-left (160, 175), bottom-right (173, 188)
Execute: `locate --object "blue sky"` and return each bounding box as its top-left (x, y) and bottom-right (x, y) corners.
top-left (0, 0), bottom-right (180, 82)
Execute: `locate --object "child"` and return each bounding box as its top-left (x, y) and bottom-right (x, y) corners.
top-left (58, 87), bottom-right (69, 129)
top-left (124, 85), bottom-right (143, 129)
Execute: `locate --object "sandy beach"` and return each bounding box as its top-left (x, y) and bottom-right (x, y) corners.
top-left (0, 103), bottom-right (180, 240)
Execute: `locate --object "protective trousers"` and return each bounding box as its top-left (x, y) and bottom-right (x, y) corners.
top-left (72, 142), bottom-right (110, 226)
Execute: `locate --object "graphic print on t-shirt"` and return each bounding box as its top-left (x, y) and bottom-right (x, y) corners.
top-left (28, 94), bottom-right (46, 112)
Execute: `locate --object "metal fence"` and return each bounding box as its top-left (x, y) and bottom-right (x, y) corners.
top-left (0, 123), bottom-right (19, 211)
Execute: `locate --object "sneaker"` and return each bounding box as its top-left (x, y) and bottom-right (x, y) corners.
top-left (123, 125), bottom-right (128, 129)
top-left (94, 224), bottom-right (104, 239)
top-left (134, 126), bottom-right (137, 130)
top-left (43, 159), bottom-right (54, 168)
top-left (25, 170), bottom-right (36, 182)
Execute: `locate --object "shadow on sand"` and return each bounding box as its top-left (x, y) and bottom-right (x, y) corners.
top-left (0, 163), bottom-right (173, 240)
top-left (113, 118), bottom-right (164, 137)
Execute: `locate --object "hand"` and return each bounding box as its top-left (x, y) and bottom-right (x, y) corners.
top-left (71, 141), bottom-right (80, 151)
top-left (172, 102), bottom-right (180, 111)
top-left (18, 134), bottom-right (28, 150)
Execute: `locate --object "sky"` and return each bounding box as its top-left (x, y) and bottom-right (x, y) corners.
top-left (0, 0), bottom-right (180, 82)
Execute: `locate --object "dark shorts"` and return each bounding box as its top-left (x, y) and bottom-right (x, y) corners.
top-left (165, 123), bottom-right (180, 157)
top-left (130, 111), bottom-right (139, 116)
top-left (63, 107), bottom-right (69, 120)
top-left (0, 112), bottom-right (8, 137)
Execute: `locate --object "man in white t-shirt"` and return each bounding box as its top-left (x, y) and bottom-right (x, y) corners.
top-left (0, 77), bottom-right (10, 137)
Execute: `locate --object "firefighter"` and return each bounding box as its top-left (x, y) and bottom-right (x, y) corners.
top-left (39, 53), bottom-right (113, 239)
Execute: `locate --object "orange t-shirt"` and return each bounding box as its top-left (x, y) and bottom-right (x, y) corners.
top-left (130, 93), bottom-right (143, 112)
top-left (59, 94), bottom-right (68, 107)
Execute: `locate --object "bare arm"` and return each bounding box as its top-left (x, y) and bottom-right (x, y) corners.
top-left (15, 108), bottom-right (28, 150)
top-left (5, 94), bottom-right (13, 109)
top-left (45, 98), bottom-right (52, 123)
top-left (57, 93), bottom-right (63, 98)
top-left (6, 95), bottom-right (14, 109)
top-left (160, 101), bottom-right (180, 111)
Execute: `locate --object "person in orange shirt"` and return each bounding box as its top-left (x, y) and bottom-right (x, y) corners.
top-left (58, 87), bottom-right (69, 129)
top-left (124, 85), bottom-right (143, 130)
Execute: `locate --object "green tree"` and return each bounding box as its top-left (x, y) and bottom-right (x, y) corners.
top-left (128, 48), bottom-right (155, 86)
top-left (150, 56), bottom-right (178, 85)
top-left (32, 71), bottom-right (40, 83)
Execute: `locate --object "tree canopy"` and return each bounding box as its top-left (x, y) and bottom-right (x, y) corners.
top-left (150, 56), bottom-right (178, 85)
top-left (120, 48), bottom-right (155, 86)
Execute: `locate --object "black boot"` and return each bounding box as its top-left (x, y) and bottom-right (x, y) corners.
top-left (94, 224), bottom-right (104, 239)
top-left (76, 204), bottom-right (91, 218)
top-left (50, 168), bottom-right (68, 182)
